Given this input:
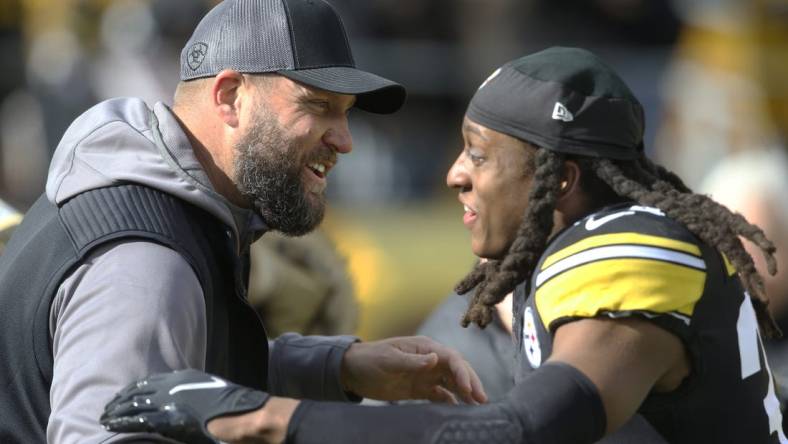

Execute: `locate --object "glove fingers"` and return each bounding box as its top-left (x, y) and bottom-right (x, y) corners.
top-left (105, 387), bottom-right (156, 412)
top-left (103, 395), bottom-right (161, 419)
top-left (101, 410), bottom-right (191, 433)
top-left (105, 369), bottom-right (206, 412)
top-left (114, 370), bottom-right (195, 398)
top-left (101, 413), bottom-right (156, 433)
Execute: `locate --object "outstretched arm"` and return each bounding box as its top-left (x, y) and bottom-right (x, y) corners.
top-left (103, 318), bottom-right (685, 443)
top-left (283, 317), bottom-right (684, 444)
top-left (101, 335), bottom-right (486, 443)
top-left (102, 362), bottom-right (601, 444)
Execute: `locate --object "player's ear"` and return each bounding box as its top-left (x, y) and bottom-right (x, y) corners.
top-left (558, 160), bottom-right (581, 199)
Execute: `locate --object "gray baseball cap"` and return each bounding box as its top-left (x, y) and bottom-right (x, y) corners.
top-left (180, 0), bottom-right (406, 114)
top-left (467, 47), bottom-right (644, 159)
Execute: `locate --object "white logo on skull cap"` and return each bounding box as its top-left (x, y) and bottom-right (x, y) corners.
top-left (479, 67), bottom-right (502, 90)
top-left (552, 102), bottom-right (574, 122)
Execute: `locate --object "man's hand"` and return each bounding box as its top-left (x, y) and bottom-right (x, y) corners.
top-left (100, 369), bottom-right (270, 444)
top-left (340, 336), bottom-right (488, 404)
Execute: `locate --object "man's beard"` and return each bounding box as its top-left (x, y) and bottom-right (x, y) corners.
top-left (233, 111), bottom-right (325, 236)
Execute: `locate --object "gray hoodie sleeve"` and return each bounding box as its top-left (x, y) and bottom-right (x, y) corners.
top-left (268, 333), bottom-right (361, 402)
top-left (47, 240), bottom-right (207, 444)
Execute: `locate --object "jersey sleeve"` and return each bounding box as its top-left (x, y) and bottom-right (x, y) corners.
top-left (534, 206), bottom-right (708, 339)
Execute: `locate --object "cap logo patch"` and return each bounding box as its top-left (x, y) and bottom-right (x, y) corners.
top-left (187, 42), bottom-right (209, 71)
top-left (478, 67), bottom-right (502, 90)
top-left (552, 102), bottom-right (573, 122)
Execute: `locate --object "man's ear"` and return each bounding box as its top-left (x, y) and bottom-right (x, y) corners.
top-left (211, 70), bottom-right (246, 128)
top-left (558, 160), bottom-right (581, 200)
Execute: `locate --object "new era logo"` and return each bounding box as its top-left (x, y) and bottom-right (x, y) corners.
top-left (478, 67), bottom-right (502, 90)
top-left (552, 102), bottom-right (573, 122)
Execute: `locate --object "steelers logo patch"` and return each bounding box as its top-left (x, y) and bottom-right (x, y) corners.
top-left (523, 306), bottom-right (542, 368)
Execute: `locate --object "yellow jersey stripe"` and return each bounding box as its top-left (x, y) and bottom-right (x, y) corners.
top-left (722, 253), bottom-right (736, 276)
top-left (542, 232), bottom-right (702, 270)
top-left (535, 258), bottom-right (707, 329)
top-left (536, 245), bottom-right (706, 288)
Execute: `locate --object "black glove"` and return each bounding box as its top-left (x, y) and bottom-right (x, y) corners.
top-left (100, 369), bottom-right (269, 444)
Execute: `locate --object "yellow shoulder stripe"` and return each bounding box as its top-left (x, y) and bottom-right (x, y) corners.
top-left (722, 253), bottom-right (737, 276)
top-left (536, 258), bottom-right (706, 329)
top-left (542, 232), bottom-right (701, 270)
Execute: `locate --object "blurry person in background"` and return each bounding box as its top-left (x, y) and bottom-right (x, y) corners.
top-left (249, 230), bottom-right (358, 337)
top-left (0, 199), bottom-right (21, 255)
top-left (0, 1), bottom-right (488, 443)
top-left (655, 0), bottom-right (788, 189)
top-left (103, 47), bottom-right (784, 444)
top-left (417, 269), bottom-right (516, 401)
top-left (699, 148), bottom-right (788, 402)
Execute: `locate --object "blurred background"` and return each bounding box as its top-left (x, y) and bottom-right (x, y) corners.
top-left (1, 0), bottom-right (787, 341)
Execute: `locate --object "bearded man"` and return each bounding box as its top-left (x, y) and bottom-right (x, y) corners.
top-left (0, 1), bottom-right (488, 443)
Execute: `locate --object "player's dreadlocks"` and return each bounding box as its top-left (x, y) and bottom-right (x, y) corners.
top-left (457, 146), bottom-right (781, 338)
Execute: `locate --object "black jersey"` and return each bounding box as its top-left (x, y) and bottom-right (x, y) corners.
top-left (512, 203), bottom-right (786, 444)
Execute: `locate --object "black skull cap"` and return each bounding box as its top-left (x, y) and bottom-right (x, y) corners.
top-left (467, 47), bottom-right (645, 159)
